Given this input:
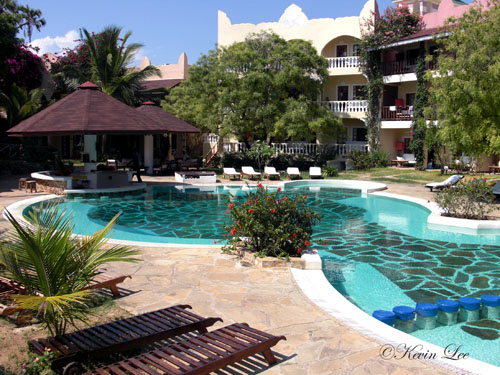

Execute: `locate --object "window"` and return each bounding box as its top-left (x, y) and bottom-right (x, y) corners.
top-left (352, 127), bottom-right (367, 142)
top-left (337, 86), bottom-right (349, 101)
top-left (336, 45), bottom-right (348, 57)
top-left (353, 85), bottom-right (366, 100)
top-left (352, 44), bottom-right (360, 56)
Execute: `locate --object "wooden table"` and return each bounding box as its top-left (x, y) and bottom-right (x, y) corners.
top-left (391, 159), bottom-right (408, 167)
top-left (489, 165), bottom-right (500, 174)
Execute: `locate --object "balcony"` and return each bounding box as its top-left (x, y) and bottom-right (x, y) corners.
top-left (381, 106), bottom-right (413, 121)
top-left (326, 56), bottom-right (361, 75)
top-left (323, 100), bottom-right (368, 118)
top-left (383, 58), bottom-right (417, 76)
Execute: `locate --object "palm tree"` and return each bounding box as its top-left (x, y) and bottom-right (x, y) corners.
top-left (17, 5), bottom-right (46, 42)
top-left (0, 205), bottom-right (141, 336)
top-left (82, 26), bottom-right (160, 105)
top-left (0, 83), bottom-right (44, 130)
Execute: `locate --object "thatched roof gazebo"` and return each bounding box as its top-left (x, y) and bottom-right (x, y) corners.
top-left (7, 82), bottom-right (200, 172)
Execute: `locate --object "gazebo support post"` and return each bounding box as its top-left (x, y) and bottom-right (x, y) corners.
top-left (84, 134), bottom-right (97, 162)
top-left (144, 134), bottom-right (154, 175)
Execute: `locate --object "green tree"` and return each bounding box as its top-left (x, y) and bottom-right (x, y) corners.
top-left (165, 31), bottom-right (343, 145)
top-left (359, 7), bottom-right (423, 151)
top-left (429, 0), bottom-right (500, 158)
top-left (0, 1), bottom-right (45, 90)
top-left (81, 26), bottom-right (159, 105)
top-left (0, 206), bottom-right (140, 336)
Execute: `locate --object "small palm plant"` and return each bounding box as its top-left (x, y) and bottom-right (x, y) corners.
top-left (0, 204), bottom-right (140, 336)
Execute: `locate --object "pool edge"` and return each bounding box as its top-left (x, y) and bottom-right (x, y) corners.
top-left (291, 268), bottom-right (498, 375)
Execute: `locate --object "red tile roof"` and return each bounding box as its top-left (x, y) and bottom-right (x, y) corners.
top-left (7, 83), bottom-right (195, 136)
top-left (140, 79), bottom-right (183, 91)
top-left (135, 103), bottom-right (200, 133)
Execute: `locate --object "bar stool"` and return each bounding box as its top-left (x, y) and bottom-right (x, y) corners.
top-left (18, 177), bottom-right (27, 190)
top-left (25, 180), bottom-right (37, 193)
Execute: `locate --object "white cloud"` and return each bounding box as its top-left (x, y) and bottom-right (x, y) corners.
top-left (30, 30), bottom-right (80, 56)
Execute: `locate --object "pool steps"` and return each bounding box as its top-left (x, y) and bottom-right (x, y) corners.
top-left (373, 295), bottom-right (500, 333)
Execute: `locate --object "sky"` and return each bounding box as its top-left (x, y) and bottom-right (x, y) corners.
top-left (25, 0), bottom-right (395, 66)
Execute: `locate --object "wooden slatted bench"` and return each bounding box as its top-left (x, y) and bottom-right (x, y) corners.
top-left (29, 305), bottom-right (223, 374)
top-left (87, 323), bottom-right (286, 375)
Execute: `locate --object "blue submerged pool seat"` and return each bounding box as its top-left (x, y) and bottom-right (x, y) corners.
top-left (481, 295), bottom-right (500, 319)
top-left (415, 302), bottom-right (438, 330)
top-left (437, 299), bottom-right (459, 325)
top-left (372, 310), bottom-right (396, 326)
top-left (459, 297), bottom-right (481, 322)
top-left (393, 306), bottom-right (416, 333)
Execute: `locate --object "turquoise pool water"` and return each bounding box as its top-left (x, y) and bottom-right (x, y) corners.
top-left (25, 183), bottom-right (500, 367)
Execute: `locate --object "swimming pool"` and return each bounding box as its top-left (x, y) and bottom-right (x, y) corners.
top-left (23, 183), bottom-right (500, 367)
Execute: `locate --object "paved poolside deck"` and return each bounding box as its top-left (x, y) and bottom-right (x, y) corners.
top-left (0, 174), bottom-right (484, 374)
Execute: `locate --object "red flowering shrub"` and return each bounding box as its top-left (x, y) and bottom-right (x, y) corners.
top-left (222, 185), bottom-right (321, 258)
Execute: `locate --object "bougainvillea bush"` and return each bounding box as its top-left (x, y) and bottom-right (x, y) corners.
top-left (222, 184), bottom-right (321, 258)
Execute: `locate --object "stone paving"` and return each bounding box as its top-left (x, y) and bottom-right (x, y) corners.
top-left (0, 175), bottom-right (465, 375)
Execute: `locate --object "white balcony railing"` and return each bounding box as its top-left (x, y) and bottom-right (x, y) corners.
top-left (327, 56), bottom-right (361, 69)
top-left (215, 141), bottom-right (368, 157)
top-left (334, 143), bottom-right (369, 157)
top-left (323, 100), bottom-right (368, 114)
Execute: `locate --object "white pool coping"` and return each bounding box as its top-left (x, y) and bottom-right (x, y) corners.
top-left (283, 179), bottom-right (388, 193)
top-left (372, 191), bottom-right (500, 235)
top-left (65, 183), bottom-right (147, 195)
top-left (291, 268), bottom-right (499, 375)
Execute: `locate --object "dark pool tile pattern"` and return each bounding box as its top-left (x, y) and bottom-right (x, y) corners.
top-left (30, 185), bottom-right (500, 320)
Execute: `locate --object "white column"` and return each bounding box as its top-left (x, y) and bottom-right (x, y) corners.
top-left (144, 135), bottom-right (154, 175)
top-left (83, 134), bottom-right (97, 162)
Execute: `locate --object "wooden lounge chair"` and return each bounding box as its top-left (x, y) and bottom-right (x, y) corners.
top-left (264, 166), bottom-right (280, 180)
top-left (309, 167), bottom-right (322, 179)
top-left (286, 167), bottom-right (301, 180)
top-left (222, 167), bottom-right (241, 180)
top-left (88, 323), bottom-right (286, 375)
top-left (83, 275), bottom-right (131, 297)
top-left (425, 174), bottom-right (464, 192)
top-left (29, 305), bottom-right (222, 374)
top-left (241, 166), bottom-right (261, 180)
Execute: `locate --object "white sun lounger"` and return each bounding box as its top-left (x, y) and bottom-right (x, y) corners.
top-left (241, 166), bottom-right (261, 180)
top-left (425, 174), bottom-right (464, 192)
top-left (264, 166), bottom-right (280, 180)
top-left (287, 167), bottom-right (301, 180)
top-left (309, 167), bottom-right (322, 179)
top-left (223, 167), bottom-right (241, 180)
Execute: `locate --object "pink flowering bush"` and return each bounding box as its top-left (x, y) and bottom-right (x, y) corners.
top-left (435, 178), bottom-right (494, 219)
top-left (16, 348), bottom-right (56, 375)
top-left (5, 48), bottom-right (44, 91)
top-left (222, 184), bottom-right (321, 258)
top-left (361, 6), bottom-right (424, 46)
